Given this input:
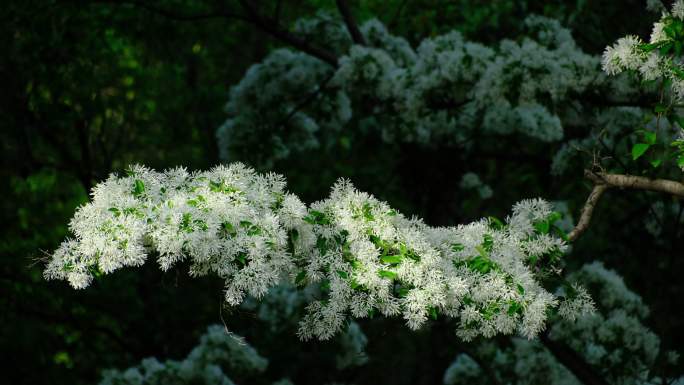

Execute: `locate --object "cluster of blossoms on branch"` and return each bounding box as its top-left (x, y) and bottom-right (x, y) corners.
top-left (217, 14), bottom-right (640, 168)
top-left (602, 0), bottom-right (684, 96)
top-left (443, 262), bottom-right (680, 385)
top-left (601, 0), bottom-right (684, 171)
top-left (44, 164), bottom-right (591, 341)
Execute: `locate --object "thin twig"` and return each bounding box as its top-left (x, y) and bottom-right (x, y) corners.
top-left (335, 0), bottom-right (366, 45)
top-left (238, 0), bottom-right (339, 66)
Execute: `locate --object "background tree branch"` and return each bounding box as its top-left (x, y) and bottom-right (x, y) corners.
top-left (336, 0), bottom-right (366, 45)
top-left (569, 170), bottom-right (684, 242)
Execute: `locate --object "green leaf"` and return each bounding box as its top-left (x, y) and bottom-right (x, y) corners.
top-left (295, 271), bottom-right (306, 286)
top-left (534, 221), bottom-right (550, 234)
top-left (488, 216), bottom-right (505, 230)
top-left (235, 252), bottom-right (247, 267)
top-left (221, 222), bottom-right (236, 237)
top-left (678, 155), bottom-right (684, 167)
top-left (547, 211), bottom-right (563, 223)
top-left (428, 306), bottom-right (438, 320)
top-left (552, 225), bottom-right (569, 242)
top-left (517, 284), bottom-right (525, 295)
top-left (650, 158), bottom-right (663, 168)
top-left (108, 207), bottom-right (121, 217)
top-left (475, 245), bottom-right (489, 259)
top-left (132, 179), bottom-right (145, 197)
top-left (320, 279), bottom-right (330, 292)
top-left (336, 270), bottom-right (349, 279)
top-left (481, 234), bottom-right (494, 252)
top-left (378, 270), bottom-right (397, 279)
top-left (639, 42), bottom-right (658, 52)
top-left (632, 143), bottom-right (650, 160)
top-left (451, 243), bottom-right (464, 252)
top-left (381, 254), bottom-right (402, 264)
top-left (654, 103), bottom-right (668, 114)
top-left (643, 131), bottom-right (657, 145)
top-left (660, 42), bottom-right (673, 55)
top-left (507, 301), bottom-right (523, 316)
top-left (303, 210), bottom-right (330, 225)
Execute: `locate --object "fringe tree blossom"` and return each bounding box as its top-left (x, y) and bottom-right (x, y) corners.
top-left (443, 262), bottom-right (679, 385)
top-left (99, 325), bottom-right (268, 385)
top-left (459, 172), bottom-right (493, 200)
top-left (217, 15), bottom-right (613, 167)
top-left (99, 320), bottom-right (368, 385)
top-left (602, 0), bottom-right (684, 100)
top-left (45, 164), bottom-right (582, 342)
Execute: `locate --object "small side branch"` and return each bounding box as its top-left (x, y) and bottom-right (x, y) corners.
top-left (568, 170), bottom-right (684, 242)
top-left (540, 332), bottom-right (610, 385)
top-left (568, 184), bottom-right (608, 242)
top-left (335, 0), bottom-right (366, 45)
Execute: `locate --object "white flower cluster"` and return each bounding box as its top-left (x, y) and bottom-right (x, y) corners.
top-left (217, 15), bottom-right (609, 166)
top-left (459, 172), bottom-right (493, 200)
top-left (240, 284), bottom-right (369, 369)
top-left (99, 325), bottom-right (268, 385)
top-left (443, 262), bottom-right (679, 385)
top-left (602, 0), bottom-right (684, 99)
top-left (46, 164), bottom-right (582, 342)
top-left (549, 262), bottom-right (661, 383)
top-left (44, 163), bottom-right (304, 306)
top-left (335, 321), bottom-right (369, 369)
top-left (445, 338), bottom-right (578, 385)
top-left (216, 48), bottom-right (350, 167)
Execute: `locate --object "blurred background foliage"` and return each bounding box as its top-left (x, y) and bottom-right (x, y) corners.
top-left (1, 1), bottom-right (680, 385)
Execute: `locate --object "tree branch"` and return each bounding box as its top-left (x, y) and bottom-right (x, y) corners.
top-left (585, 170), bottom-right (684, 197)
top-left (568, 170), bottom-right (684, 242)
top-left (335, 0), bottom-right (366, 45)
top-left (237, 0), bottom-right (339, 66)
top-left (540, 332), bottom-right (610, 385)
top-left (568, 184), bottom-right (608, 242)
top-left (98, 0), bottom-right (248, 22)
top-left (94, 0), bottom-right (339, 67)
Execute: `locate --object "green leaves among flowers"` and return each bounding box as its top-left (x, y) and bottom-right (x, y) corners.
top-left (209, 180), bottom-right (240, 194)
top-left (378, 269), bottom-right (397, 279)
top-left (380, 254), bottom-right (403, 264)
top-left (132, 179), bottom-right (145, 197)
top-left (533, 211), bottom-right (567, 241)
top-left (303, 210), bottom-right (330, 225)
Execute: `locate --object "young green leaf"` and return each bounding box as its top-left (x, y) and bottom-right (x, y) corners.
top-left (632, 143), bottom-right (650, 160)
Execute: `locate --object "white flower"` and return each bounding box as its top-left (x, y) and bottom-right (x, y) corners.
top-left (602, 35), bottom-right (644, 75)
top-left (650, 21), bottom-right (668, 43)
top-left (674, 0), bottom-right (684, 19)
top-left (639, 53), bottom-right (664, 80)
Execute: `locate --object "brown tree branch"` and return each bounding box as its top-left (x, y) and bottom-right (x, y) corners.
top-left (94, 0), bottom-right (339, 67)
top-left (540, 332), bottom-right (611, 385)
top-left (97, 0), bottom-right (248, 22)
top-left (237, 0), bottom-right (339, 66)
top-left (335, 0), bottom-right (366, 45)
top-left (568, 170), bottom-right (684, 242)
top-left (585, 170), bottom-right (684, 197)
top-left (567, 184), bottom-right (608, 242)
